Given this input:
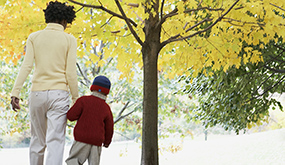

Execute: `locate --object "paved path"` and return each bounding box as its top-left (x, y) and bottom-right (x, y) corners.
top-left (1, 129), bottom-right (285, 165)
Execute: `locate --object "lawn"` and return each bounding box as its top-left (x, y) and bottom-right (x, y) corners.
top-left (1, 128), bottom-right (285, 165)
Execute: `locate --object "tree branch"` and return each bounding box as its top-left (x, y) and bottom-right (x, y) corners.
top-left (108, 85), bottom-right (128, 104)
top-left (100, 16), bottom-right (115, 28)
top-left (160, 0), bottom-right (240, 48)
top-left (223, 17), bottom-right (265, 27)
top-left (185, 18), bottom-right (213, 33)
top-left (68, 0), bottom-right (138, 27)
top-left (156, 8), bottom-right (177, 29)
top-left (160, 0), bottom-right (165, 20)
top-left (268, 55), bottom-right (285, 64)
top-left (76, 62), bottom-right (91, 86)
top-left (247, 75), bottom-right (285, 102)
top-left (160, 17), bottom-right (213, 47)
top-left (114, 108), bottom-right (137, 124)
top-left (274, 44), bottom-right (285, 51)
top-left (114, 102), bottom-right (139, 124)
top-left (264, 65), bottom-right (285, 73)
top-left (253, 72), bottom-right (275, 97)
top-left (116, 101), bottom-right (131, 118)
top-left (79, 80), bottom-right (88, 87)
top-left (270, 3), bottom-right (285, 12)
top-left (184, 7), bottom-right (225, 13)
top-left (205, 38), bottom-right (225, 57)
top-left (114, 0), bottom-right (144, 46)
top-left (157, 7), bottom-right (224, 29)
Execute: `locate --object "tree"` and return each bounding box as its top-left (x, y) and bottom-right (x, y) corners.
top-left (181, 37), bottom-right (285, 133)
top-left (1, 0), bottom-right (285, 164)
top-left (0, 59), bottom-right (32, 149)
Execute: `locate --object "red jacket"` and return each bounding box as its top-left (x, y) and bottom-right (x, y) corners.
top-left (67, 95), bottom-right (114, 147)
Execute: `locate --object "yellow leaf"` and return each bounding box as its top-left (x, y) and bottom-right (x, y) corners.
top-left (12, 57), bottom-right (18, 66)
top-left (247, 123), bottom-right (252, 129)
top-left (97, 60), bottom-right (105, 67)
top-left (119, 74), bottom-right (124, 80)
top-left (85, 60), bottom-right (91, 66)
top-left (0, 0), bottom-right (6, 6)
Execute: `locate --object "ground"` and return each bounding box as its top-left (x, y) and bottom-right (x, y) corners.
top-left (1, 129), bottom-right (285, 165)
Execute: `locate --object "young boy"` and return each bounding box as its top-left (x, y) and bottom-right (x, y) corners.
top-left (66, 75), bottom-right (114, 165)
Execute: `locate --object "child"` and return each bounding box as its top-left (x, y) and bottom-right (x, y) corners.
top-left (66, 75), bottom-right (114, 165)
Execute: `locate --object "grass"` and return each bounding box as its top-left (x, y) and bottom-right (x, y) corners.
top-left (1, 129), bottom-right (285, 165)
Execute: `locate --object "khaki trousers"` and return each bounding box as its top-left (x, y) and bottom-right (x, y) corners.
top-left (29, 90), bottom-right (70, 165)
top-left (66, 141), bottom-right (102, 165)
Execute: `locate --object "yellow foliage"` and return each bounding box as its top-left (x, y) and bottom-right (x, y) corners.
top-left (250, 50), bottom-right (262, 63)
top-left (85, 60), bottom-right (91, 66)
top-left (97, 59), bottom-right (106, 67)
top-left (0, 0), bottom-right (284, 78)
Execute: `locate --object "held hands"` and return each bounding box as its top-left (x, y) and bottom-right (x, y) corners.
top-left (103, 144), bottom-right (109, 148)
top-left (11, 96), bottom-right (20, 112)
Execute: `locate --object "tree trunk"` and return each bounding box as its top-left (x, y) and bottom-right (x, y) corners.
top-left (141, 45), bottom-right (159, 165)
top-left (141, 0), bottom-right (160, 164)
top-left (141, 14), bottom-right (161, 165)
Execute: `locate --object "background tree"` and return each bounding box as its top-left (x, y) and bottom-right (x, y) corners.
top-left (1, 0), bottom-right (285, 164)
top-left (181, 37), bottom-right (285, 134)
top-left (0, 59), bottom-right (31, 147)
top-left (0, 37), bottom-right (194, 149)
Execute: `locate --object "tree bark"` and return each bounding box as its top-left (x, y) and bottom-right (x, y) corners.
top-left (141, 2), bottom-right (161, 161)
top-left (141, 46), bottom-right (159, 165)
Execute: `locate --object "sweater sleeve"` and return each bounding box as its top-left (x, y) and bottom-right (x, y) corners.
top-left (67, 97), bottom-right (83, 121)
top-left (66, 35), bottom-right (78, 104)
top-left (104, 107), bottom-right (114, 146)
top-left (11, 36), bottom-right (34, 98)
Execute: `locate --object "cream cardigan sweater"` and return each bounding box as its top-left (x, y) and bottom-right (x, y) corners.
top-left (11, 23), bottom-right (78, 103)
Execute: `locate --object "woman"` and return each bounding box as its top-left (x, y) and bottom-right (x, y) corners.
top-left (10, 1), bottom-right (78, 165)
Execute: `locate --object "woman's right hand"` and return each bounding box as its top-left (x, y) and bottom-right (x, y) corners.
top-left (11, 96), bottom-right (20, 112)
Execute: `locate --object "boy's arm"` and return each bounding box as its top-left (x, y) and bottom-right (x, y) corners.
top-left (67, 97), bottom-right (83, 121)
top-left (103, 108), bottom-right (114, 148)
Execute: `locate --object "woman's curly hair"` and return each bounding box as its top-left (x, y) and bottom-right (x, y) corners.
top-left (43, 1), bottom-right (76, 24)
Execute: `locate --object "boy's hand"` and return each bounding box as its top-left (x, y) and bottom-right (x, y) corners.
top-left (11, 96), bottom-right (20, 112)
top-left (103, 144), bottom-right (109, 148)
